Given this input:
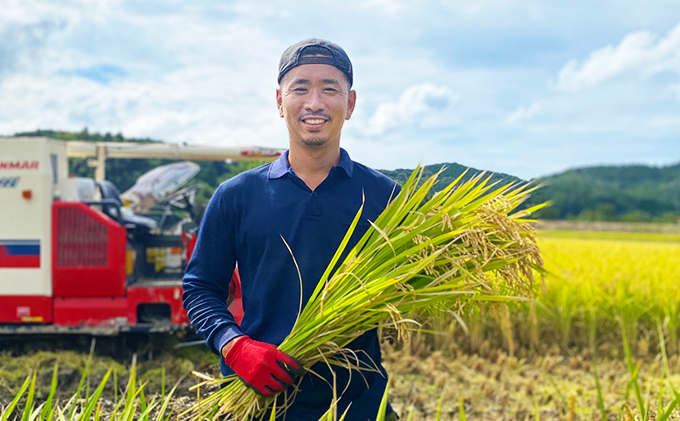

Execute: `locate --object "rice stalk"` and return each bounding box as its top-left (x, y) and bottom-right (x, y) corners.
top-left (619, 315), bottom-right (647, 421)
top-left (185, 166), bottom-right (544, 420)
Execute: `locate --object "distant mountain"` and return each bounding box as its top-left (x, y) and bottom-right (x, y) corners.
top-left (378, 163), bottom-right (524, 196)
top-left (10, 130), bottom-right (680, 222)
top-left (378, 162), bottom-right (680, 223)
top-left (526, 164), bottom-right (680, 222)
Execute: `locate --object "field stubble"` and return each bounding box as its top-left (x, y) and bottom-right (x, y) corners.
top-left (2, 229), bottom-right (680, 419)
top-left (2, 340), bottom-right (678, 420)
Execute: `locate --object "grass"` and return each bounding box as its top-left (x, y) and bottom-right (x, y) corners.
top-left (3, 228), bottom-right (680, 419)
top-left (2, 329), bottom-right (680, 420)
top-left (0, 355), bottom-right (399, 421)
top-left (0, 351), bottom-right (178, 421)
top-left (5, 345), bottom-right (680, 420)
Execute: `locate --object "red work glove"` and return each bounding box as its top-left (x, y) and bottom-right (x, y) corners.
top-left (224, 336), bottom-right (305, 396)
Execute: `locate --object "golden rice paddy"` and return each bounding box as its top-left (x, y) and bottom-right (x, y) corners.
top-left (2, 228), bottom-right (680, 420)
top-left (384, 229), bottom-right (680, 419)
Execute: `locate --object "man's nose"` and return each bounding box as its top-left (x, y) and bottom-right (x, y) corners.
top-left (304, 88), bottom-right (325, 112)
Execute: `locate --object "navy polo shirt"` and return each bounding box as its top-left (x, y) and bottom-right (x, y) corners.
top-left (182, 149), bottom-right (398, 420)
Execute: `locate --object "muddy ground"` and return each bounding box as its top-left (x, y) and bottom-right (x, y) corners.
top-left (1, 333), bottom-right (679, 420)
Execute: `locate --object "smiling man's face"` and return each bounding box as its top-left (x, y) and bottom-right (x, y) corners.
top-left (277, 63), bottom-right (356, 149)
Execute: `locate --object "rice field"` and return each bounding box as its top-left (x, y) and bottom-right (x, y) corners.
top-left (2, 227), bottom-right (680, 420)
top-left (536, 231), bottom-right (680, 355)
top-left (380, 228), bottom-right (680, 419)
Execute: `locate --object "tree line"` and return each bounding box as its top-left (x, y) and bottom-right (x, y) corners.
top-left (12, 130), bottom-right (680, 223)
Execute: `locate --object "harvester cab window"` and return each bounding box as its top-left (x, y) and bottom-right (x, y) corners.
top-left (50, 154), bottom-right (58, 185)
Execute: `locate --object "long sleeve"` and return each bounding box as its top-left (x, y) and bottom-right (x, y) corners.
top-left (182, 183), bottom-right (243, 355)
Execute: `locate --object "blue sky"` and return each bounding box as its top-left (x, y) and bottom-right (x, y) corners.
top-left (1, 0), bottom-right (679, 179)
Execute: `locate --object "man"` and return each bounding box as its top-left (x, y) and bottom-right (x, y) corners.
top-left (182, 38), bottom-right (399, 421)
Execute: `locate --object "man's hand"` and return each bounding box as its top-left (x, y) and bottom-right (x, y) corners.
top-left (223, 336), bottom-right (305, 396)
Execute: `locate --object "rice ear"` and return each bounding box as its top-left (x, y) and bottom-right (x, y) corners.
top-left (186, 166), bottom-right (544, 420)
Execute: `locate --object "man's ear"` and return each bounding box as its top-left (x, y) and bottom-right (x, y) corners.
top-left (276, 88), bottom-right (284, 118)
top-left (346, 90), bottom-right (356, 120)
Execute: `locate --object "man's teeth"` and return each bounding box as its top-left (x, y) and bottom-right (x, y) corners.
top-left (304, 119), bottom-right (325, 124)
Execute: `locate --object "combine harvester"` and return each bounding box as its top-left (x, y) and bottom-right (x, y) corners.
top-left (0, 137), bottom-right (275, 335)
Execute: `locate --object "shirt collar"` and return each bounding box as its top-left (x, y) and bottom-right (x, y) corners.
top-left (268, 150), bottom-right (290, 179)
top-left (336, 148), bottom-right (354, 177)
top-left (267, 148), bottom-right (354, 179)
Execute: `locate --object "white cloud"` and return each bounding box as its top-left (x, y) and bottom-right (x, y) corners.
top-left (646, 114), bottom-right (680, 129)
top-left (1, 1), bottom-right (680, 179)
top-left (357, 0), bottom-right (406, 15)
top-left (0, 0), bottom-right (120, 79)
top-left (438, 0), bottom-right (515, 16)
top-left (363, 83), bottom-right (459, 136)
top-left (0, 0), bottom-right (114, 26)
top-left (0, 1), bottom-right (289, 148)
top-left (506, 102), bottom-right (542, 124)
top-left (0, 68), bottom-right (285, 148)
top-left (555, 22), bottom-right (680, 91)
top-left (670, 83), bottom-right (680, 98)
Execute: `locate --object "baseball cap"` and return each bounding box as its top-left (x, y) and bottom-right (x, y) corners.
top-left (278, 38), bottom-right (353, 88)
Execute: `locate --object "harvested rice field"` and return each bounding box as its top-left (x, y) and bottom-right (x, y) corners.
top-left (2, 228), bottom-right (680, 420)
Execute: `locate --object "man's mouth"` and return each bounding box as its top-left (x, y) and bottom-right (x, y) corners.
top-left (303, 118), bottom-right (326, 125)
top-left (300, 116), bottom-right (330, 130)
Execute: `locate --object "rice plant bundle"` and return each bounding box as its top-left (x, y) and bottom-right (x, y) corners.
top-left (186, 167), bottom-right (544, 420)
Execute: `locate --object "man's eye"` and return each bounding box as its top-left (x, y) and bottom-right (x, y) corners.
top-left (324, 88), bottom-right (338, 92)
top-left (294, 88), bottom-right (307, 92)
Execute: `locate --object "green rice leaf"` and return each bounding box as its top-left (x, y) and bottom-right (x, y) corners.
top-left (188, 166), bottom-right (543, 420)
top-left (20, 373), bottom-right (37, 421)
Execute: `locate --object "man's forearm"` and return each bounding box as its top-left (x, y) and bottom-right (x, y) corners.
top-left (182, 276), bottom-right (243, 355)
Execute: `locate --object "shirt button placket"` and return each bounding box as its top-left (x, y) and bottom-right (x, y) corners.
top-left (308, 190), bottom-right (322, 217)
